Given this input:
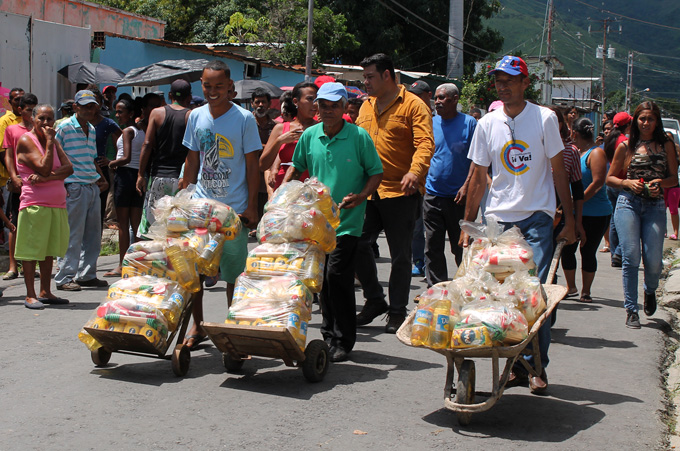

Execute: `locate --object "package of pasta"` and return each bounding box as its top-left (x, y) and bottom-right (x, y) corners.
top-left (456, 219), bottom-right (536, 281)
top-left (455, 300), bottom-right (528, 346)
top-left (447, 268), bottom-right (499, 306)
top-left (77, 276), bottom-right (189, 352)
top-left (245, 242), bottom-right (326, 293)
top-left (496, 272), bottom-right (546, 328)
top-left (266, 178), bottom-right (340, 230)
top-left (257, 205), bottom-right (336, 253)
top-left (227, 273), bottom-right (313, 350)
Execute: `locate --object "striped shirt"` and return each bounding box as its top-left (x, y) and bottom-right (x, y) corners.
top-left (563, 140), bottom-right (582, 183)
top-left (56, 114), bottom-right (99, 184)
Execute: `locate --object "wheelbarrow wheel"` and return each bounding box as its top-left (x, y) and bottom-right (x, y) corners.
top-left (91, 347), bottom-right (112, 367)
top-left (223, 353), bottom-right (245, 372)
top-left (456, 360), bottom-right (476, 426)
top-left (302, 339), bottom-right (329, 382)
top-left (171, 344), bottom-right (191, 377)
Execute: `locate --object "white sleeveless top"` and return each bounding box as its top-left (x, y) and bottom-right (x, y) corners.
top-left (116, 126), bottom-right (145, 170)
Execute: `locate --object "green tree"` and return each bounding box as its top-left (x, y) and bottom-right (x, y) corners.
top-left (459, 63), bottom-right (541, 112)
top-left (223, 12), bottom-right (266, 43)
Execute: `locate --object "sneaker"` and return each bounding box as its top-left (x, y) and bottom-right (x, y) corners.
top-left (77, 278), bottom-right (109, 288)
top-left (356, 300), bottom-right (388, 326)
top-left (204, 275), bottom-right (219, 288)
top-left (385, 313), bottom-right (406, 334)
top-left (626, 310), bottom-right (641, 329)
top-left (57, 282), bottom-right (82, 291)
top-left (329, 346), bottom-right (349, 362)
top-left (643, 292), bottom-right (657, 316)
top-left (611, 254), bottom-right (622, 268)
top-left (411, 260), bottom-right (425, 277)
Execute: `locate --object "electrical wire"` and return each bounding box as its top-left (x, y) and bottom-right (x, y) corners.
top-left (570, 0), bottom-right (680, 32)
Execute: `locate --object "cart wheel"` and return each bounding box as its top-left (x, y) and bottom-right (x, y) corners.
top-left (222, 353), bottom-right (245, 373)
top-left (91, 348), bottom-right (112, 367)
top-left (302, 340), bottom-right (329, 383)
top-left (171, 344), bottom-right (191, 377)
top-left (456, 360), bottom-right (476, 426)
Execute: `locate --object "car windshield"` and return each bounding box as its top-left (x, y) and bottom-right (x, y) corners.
top-left (663, 119), bottom-right (680, 131)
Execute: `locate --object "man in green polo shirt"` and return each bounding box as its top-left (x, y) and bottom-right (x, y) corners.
top-left (283, 82), bottom-right (383, 362)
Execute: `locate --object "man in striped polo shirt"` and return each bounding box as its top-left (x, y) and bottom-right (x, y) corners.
top-left (55, 90), bottom-right (109, 291)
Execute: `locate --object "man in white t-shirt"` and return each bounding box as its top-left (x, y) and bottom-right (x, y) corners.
top-left (461, 55), bottom-right (576, 394)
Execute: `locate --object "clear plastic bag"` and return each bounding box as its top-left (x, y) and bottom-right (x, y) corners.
top-left (257, 205), bottom-right (336, 253)
top-left (457, 219), bottom-right (536, 281)
top-left (245, 242), bottom-right (325, 293)
top-left (78, 276), bottom-right (189, 352)
top-left (266, 177), bottom-right (340, 229)
top-left (227, 273), bottom-right (313, 350)
top-left (447, 269), bottom-right (500, 306)
top-left (454, 300), bottom-right (528, 346)
top-left (411, 286), bottom-right (461, 348)
top-left (496, 271), bottom-right (546, 328)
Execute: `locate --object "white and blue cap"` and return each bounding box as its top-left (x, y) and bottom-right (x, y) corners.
top-left (315, 82), bottom-right (348, 102)
top-left (74, 90), bottom-right (98, 105)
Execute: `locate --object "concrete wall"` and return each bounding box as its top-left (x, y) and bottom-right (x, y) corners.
top-left (97, 36), bottom-right (307, 99)
top-left (0, 0), bottom-right (164, 39)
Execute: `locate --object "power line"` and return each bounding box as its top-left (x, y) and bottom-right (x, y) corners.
top-left (570, 0), bottom-right (680, 32)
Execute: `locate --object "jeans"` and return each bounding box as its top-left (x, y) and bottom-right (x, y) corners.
top-left (423, 194), bottom-right (465, 286)
top-left (500, 211), bottom-right (554, 370)
top-left (607, 186), bottom-right (621, 258)
top-left (320, 235), bottom-right (359, 351)
top-left (356, 194), bottom-right (419, 316)
top-left (55, 183), bottom-right (102, 285)
top-left (615, 191), bottom-right (666, 313)
top-left (412, 194), bottom-right (425, 263)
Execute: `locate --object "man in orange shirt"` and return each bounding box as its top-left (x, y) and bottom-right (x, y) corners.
top-left (354, 53), bottom-right (434, 333)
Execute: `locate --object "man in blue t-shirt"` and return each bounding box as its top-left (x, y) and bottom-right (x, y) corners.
top-left (424, 83), bottom-right (477, 286)
top-left (181, 60), bottom-right (262, 349)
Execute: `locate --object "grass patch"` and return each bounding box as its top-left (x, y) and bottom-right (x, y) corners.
top-left (100, 239), bottom-right (119, 256)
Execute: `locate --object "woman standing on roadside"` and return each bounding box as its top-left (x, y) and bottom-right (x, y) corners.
top-left (606, 101), bottom-right (678, 329)
top-left (14, 104), bottom-right (73, 309)
top-left (259, 82), bottom-right (318, 189)
top-left (561, 118), bottom-right (612, 303)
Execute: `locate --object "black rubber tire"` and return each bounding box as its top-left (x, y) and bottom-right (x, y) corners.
top-left (455, 359), bottom-right (476, 426)
top-left (222, 353), bottom-right (245, 373)
top-left (302, 339), bottom-right (329, 382)
top-left (91, 348), bottom-right (112, 367)
top-left (171, 344), bottom-right (191, 377)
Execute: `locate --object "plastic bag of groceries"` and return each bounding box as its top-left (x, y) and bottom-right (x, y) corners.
top-left (245, 242), bottom-right (326, 293)
top-left (78, 276), bottom-right (189, 352)
top-left (227, 273), bottom-right (313, 351)
top-left (147, 185), bottom-right (241, 239)
top-left (257, 205), bottom-right (336, 253)
top-left (265, 177), bottom-right (340, 229)
top-left (456, 219), bottom-right (536, 281)
top-left (122, 239), bottom-right (201, 293)
top-left (495, 271), bottom-right (546, 328)
top-left (447, 268), bottom-right (500, 306)
top-left (452, 299), bottom-right (529, 348)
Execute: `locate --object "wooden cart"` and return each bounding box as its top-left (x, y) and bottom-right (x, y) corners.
top-left (84, 296), bottom-right (194, 377)
top-left (396, 242), bottom-right (567, 425)
top-left (201, 322), bottom-right (330, 382)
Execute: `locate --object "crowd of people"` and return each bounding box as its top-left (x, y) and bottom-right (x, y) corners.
top-left (1, 54), bottom-right (677, 388)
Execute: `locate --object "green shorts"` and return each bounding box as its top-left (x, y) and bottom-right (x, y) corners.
top-left (219, 229), bottom-right (248, 284)
top-left (15, 206), bottom-right (69, 261)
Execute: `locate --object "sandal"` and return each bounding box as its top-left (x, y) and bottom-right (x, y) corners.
top-left (184, 334), bottom-right (209, 351)
top-left (3, 270), bottom-right (17, 280)
top-left (599, 246), bottom-right (610, 253)
top-left (670, 234), bottom-right (678, 241)
top-left (565, 290), bottom-right (579, 298)
top-left (578, 294), bottom-right (593, 303)
top-left (103, 269), bottom-right (122, 277)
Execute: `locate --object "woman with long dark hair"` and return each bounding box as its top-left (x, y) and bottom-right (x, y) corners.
top-left (606, 101), bottom-right (678, 328)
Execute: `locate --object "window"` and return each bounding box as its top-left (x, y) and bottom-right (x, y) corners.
top-left (244, 62), bottom-right (261, 79)
top-left (92, 32), bottom-right (105, 49)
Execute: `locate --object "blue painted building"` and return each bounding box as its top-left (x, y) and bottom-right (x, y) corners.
top-left (93, 33), bottom-right (318, 99)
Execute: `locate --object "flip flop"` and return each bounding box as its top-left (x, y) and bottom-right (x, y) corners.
top-left (670, 235), bottom-right (678, 241)
top-left (578, 294), bottom-right (593, 303)
top-left (185, 334), bottom-right (209, 351)
top-left (599, 246), bottom-right (610, 253)
top-left (565, 290), bottom-right (579, 298)
top-left (103, 270), bottom-right (122, 277)
top-left (40, 297), bottom-right (69, 305)
top-left (3, 271), bottom-right (17, 280)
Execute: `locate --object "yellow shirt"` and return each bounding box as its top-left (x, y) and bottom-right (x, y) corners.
top-left (356, 85), bottom-right (434, 199)
top-left (0, 111), bottom-right (20, 186)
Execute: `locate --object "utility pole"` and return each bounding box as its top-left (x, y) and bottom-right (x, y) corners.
top-left (542, 0), bottom-right (554, 105)
top-left (590, 17), bottom-right (621, 111)
top-left (624, 51), bottom-right (634, 112)
top-left (446, 0), bottom-right (464, 79)
top-left (304, 0), bottom-right (313, 82)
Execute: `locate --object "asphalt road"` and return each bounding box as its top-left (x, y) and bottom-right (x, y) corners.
top-left (0, 233), bottom-right (670, 450)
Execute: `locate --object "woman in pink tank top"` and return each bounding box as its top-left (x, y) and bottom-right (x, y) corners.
top-left (14, 104), bottom-right (73, 309)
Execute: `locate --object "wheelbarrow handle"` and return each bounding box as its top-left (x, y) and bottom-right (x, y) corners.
top-left (547, 239), bottom-right (566, 284)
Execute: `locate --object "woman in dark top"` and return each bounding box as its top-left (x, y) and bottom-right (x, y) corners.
top-left (606, 101), bottom-right (678, 328)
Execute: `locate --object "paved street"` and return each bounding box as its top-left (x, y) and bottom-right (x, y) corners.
top-left (0, 232), bottom-right (671, 450)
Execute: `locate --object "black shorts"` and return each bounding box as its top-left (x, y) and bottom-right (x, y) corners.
top-left (5, 191), bottom-right (20, 226)
top-left (113, 167), bottom-right (144, 209)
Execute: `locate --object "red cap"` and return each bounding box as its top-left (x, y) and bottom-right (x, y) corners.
top-left (613, 112), bottom-right (632, 128)
top-left (314, 75), bottom-right (336, 88)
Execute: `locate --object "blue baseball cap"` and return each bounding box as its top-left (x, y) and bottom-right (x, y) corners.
top-left (315, 82), bottom-right (348, 102)
top-left (74, 90), bottom-right (98, 105)
top-left (488, 56), bottom-right (529, 77)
